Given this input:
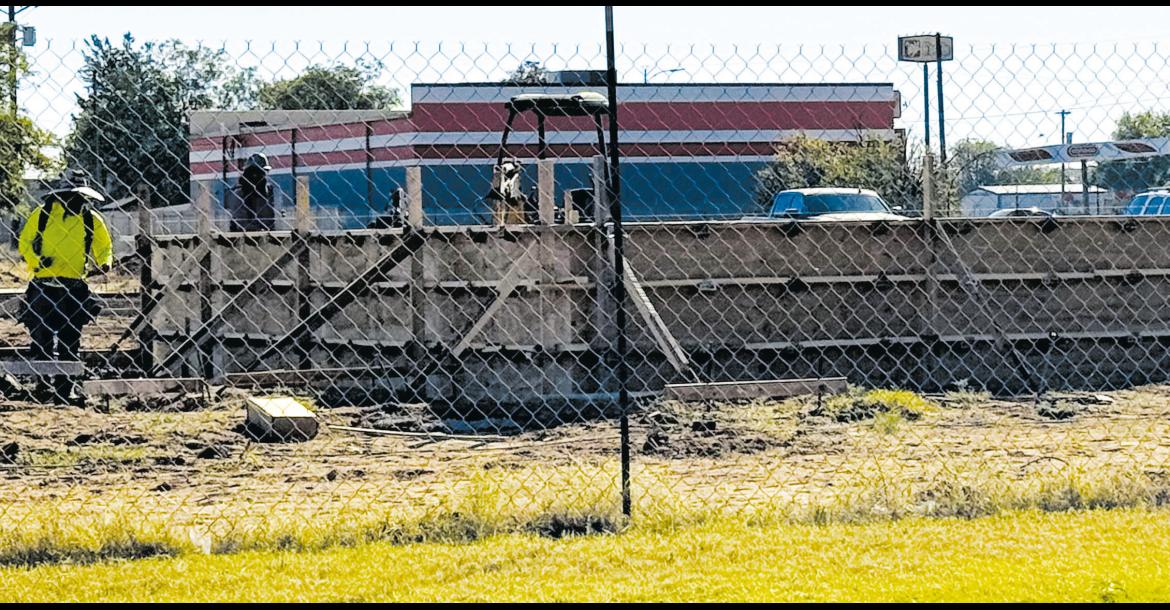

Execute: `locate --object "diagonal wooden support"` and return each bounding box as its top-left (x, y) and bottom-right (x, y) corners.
top-left (158, 245), bottom-right (301, 372)
top-left (250, 229), bottom-right (427, 366)
top-left (624, 264), bottom-right (690, 375)
top-left (449, 241), bottom-right (538, 357)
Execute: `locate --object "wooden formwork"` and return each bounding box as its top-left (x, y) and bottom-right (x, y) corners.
top-left (144, 172), bottom-right (1170, 404)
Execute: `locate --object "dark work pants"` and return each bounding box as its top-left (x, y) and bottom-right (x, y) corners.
top-left (22, 279), bottom-right (95, 401)
top-left (28, 316), bottom-right (81, 361)
top-left (22, 279), bottom-right (92, 362)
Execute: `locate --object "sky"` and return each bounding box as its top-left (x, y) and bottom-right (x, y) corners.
top-left (13, 6), bottom-right (1170, 149)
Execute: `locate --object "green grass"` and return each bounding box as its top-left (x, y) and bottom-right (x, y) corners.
top-left (4, 463), bottom-right (1169, 569)
top-left (3, 509), bottom-right (1169, 601)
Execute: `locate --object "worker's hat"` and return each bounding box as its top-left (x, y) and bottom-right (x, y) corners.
top-left (41, 168), bottom-right (106, 204)
top-left (246, 153), bottom-right (272, 171)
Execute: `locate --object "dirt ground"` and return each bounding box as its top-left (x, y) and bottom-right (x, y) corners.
top-left (3, 381), bottom-right (1170, 534)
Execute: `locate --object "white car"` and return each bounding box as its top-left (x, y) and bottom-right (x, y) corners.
top-left (745, 187), bottom-right (911, 222)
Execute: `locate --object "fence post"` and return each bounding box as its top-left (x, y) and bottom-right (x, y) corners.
top-left (134, 183), bottom-right (155, 376)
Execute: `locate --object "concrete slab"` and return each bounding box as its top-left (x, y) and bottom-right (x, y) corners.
top-left (245, 396), bottom-right (319, 441)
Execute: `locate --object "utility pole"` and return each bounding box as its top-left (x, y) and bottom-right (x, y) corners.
top-left (922, 64), bottom-right (930, 151)
top-left (1057, 109), bottom-right (1071, 197)
top-left (7, 6), bottom-right (16, 116)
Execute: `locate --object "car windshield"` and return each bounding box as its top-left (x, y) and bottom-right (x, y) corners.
top-left (802, 193), bottom-right (890, 215)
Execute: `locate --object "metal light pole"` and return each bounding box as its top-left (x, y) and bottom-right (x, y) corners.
top-left (1056, 109), bottom-right (1071, 197)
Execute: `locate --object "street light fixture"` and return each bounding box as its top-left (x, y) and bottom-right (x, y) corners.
top-left (643, 66), bottom-right (685, 84)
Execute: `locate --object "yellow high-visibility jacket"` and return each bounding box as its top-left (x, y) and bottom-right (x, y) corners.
top-left (17, 203), bottom-right (113, 280)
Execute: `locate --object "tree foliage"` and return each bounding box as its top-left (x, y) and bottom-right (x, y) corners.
top-left (1093, 111), bottom-right (1170, 196)
top-left (0, 22), bottom-right (58, 212)
top-left (948, 139), bottom-right (1061, 196)
top-left (754, 136), bottom-right (923, 211)
top-left (257, 61), bottom-right (400, 110)
top-left (64, 35), bottom-right (254, 207)
top-left (506, 61), bottom-right (550, 85)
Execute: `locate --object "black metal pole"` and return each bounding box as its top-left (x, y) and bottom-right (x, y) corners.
top-left (922, 64), bottom-right (930, 151)
top-left (934, 33), bottom-right (946, 166)
top-left (604, 5), bottom-right (631, 519)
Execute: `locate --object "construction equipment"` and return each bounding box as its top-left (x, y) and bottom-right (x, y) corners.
top-left (487, 92), bottom-right (609, 225)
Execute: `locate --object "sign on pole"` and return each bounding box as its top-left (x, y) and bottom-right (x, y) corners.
top-left (898, 35), bottom-right (954, 62)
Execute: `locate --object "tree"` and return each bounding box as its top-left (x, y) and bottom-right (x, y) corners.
top-left (257, 61), bottom-right (400, 110)
top-left (753, 135), bottom-right (922, 211)
top-left (0, 21), bottom-right (58, 213)
top-left (506, 60), bottom-right (549, 85)
top-left (1093, 111), bottom-right (1170, 196)
top-left (64, 35), bottom-right (256, 207)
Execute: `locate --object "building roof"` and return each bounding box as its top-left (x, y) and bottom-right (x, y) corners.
top-left (975, 183), bottom-right (1106, 195)
top-left (190, 109), bottom-right (409, 137)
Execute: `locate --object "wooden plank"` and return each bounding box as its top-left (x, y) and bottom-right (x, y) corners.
top-left (563, 190), bottom-right (576, 225)
top-left (406, 166), bottom-right (424, 229)
top-left (406, 166), bottom-right (428, 399)
top-left (195, 181), bottom-right (217, 380)
top-left (538, 158), bottom-right (555, 225)
top-left (82, 377), bottom-right (205, 397)
top-left (0, 360), bottom-right (85, 377)
top-left (589, 155), bottom-right (615, 353)
top-left (294, 175), bottom-right (312, 233)
top-left (663, 377), bottom-right (848, 402)
top-left (450, 241), bottom-right (538, 357)
top-left (245, 396), bottom-right (319, 441)
top-left (294, 175), bottom-right (313, 370)
top-left (624, 265), bottom-right (689, 374)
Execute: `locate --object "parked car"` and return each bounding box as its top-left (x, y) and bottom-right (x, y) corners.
top-left (745, 188), bottom-right (911, 222)
top-left (1123, 190), bottom-right (1170, 216)
top-left (988, 207), bottom-right (1058, 218)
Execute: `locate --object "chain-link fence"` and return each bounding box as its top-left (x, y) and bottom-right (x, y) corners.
top-left (3, 30), bottom-right (1170, 561)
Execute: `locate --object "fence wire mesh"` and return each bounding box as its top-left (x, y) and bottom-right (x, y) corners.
top-left (3, 33), bottom-right (1170, 560)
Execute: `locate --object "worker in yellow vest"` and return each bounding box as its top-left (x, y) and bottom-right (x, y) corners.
top-left (16, 171), bottom-right (113, 402)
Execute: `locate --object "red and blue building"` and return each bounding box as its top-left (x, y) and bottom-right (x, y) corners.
top-left (190, 80), bottom-right (901, 227)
